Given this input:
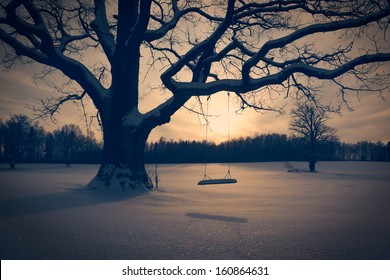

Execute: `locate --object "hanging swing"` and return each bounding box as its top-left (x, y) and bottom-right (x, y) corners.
top-left (197, 93), bottom-right (237, 186)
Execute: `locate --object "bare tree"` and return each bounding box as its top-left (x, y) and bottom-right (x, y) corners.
top-left (1, 1), bottom-right (389, 191)
top-left (53, 124), bottom-right (85, 167)
top-left (3, 114), bottom-right (32, 169)
top-left (25, 122), bottom-right (46, 163)
top-left (290, 103), bottom-right (338, 172)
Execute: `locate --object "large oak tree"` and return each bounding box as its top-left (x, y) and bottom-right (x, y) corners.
top-left (1, 0), bottom-right (389, 191)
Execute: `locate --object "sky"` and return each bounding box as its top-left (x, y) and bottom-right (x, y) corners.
top-left (0, 4), bottom-right (389, 145)
top-left (0, 59), bottom-right (389, 145)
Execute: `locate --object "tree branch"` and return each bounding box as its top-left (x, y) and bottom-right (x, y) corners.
top-left (242, 5), bottom-right (390, 82)
top-left (145, 2), bottom-right (224, 42)
top-left (1, 0), bottom-right (108, 110)
top-left (90, 0), bottom-right (115, 62)
top-left (165, 52), bottom-right (390, 96)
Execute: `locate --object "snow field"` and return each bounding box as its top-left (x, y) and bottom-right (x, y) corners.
top-left (0, 162), bottom-right (389, 259)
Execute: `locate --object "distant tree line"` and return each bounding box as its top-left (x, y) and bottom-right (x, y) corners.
top-left (1, 115), bottom-right (389, 168)
top-left (145, 135), bottom-right (390, 164)
top-left (0, 115), bottom-right (101, 168)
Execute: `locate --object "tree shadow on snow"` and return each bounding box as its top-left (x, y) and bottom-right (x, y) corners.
top-left (186, 212), bottom-right (248, 224)
top-left (0, 188), bottom-right (147, 219)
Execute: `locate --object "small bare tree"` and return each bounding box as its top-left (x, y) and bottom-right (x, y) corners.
top-left (53, 124), bottom-right (85, 167)
top-left (0, 1), bottom-right (389, 191)
top-left (290, 103), bottom-right (338, 172)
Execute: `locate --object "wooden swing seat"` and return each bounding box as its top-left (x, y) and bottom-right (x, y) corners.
top-left (197, 178), bottom-right (237, 185)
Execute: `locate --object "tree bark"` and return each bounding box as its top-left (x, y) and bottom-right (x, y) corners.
top-left (87, 90), bottom-right (154, 191)
top-left (89, 121), bottom-right (152, 191)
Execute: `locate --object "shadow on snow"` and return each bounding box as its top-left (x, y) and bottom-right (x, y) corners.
top-left (186, 212), bottom-right (248, 224)
top-left (0, 188), bottom-right (148, 219)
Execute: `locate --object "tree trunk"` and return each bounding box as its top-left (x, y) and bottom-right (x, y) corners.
top-left (9, 159), bottom-right (15, 169)
top-left (309, 160), bottom-right (316, 172)
top-left (66, 152), bottom-right (70, 167)
top-left (308, 141), bottom-right (316, 172)
top-left (86, 43), bottom-right (155, 192)
top-left (87, 111), bottom-right (153, 192)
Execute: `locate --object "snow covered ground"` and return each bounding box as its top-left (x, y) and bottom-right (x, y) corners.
top-left (0, 161), bottom-right (389, 260)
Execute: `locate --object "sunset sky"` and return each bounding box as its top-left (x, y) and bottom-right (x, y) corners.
top-left (1, 2), bottom-right (390, 145)
top-left (0, 57), bottom-right (389, 144)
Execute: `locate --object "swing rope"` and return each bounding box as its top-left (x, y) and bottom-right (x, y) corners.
top-left (202, 96), bottom-right (211, 180)
top-left (225, 92), bottom-right (232, 179)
